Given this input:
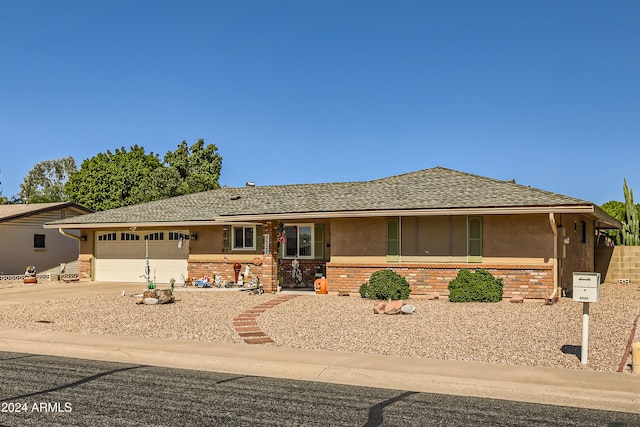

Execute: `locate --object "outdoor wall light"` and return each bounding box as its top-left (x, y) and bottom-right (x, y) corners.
top-left (190, 233), bottom-right (198, 241)
top-left (80, 234), bottom-right (87, 241)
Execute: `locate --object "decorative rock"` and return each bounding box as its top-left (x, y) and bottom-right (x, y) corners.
top-left (144, 298), bottom-right (159, 305)
top-left (510, 296), bottom-right (524, 303)
top-left (384, 300), bottom-right (404, 315)
top-left (143, 290), bottom-right (156, 298)
top-left (157, 289), bottom-right (174, 304)
top-left (373, 302), bottom-right (386, 314)
top-left (426, 292), bottom-right (440, 300)
top-left (401, 304), bottom-right (417, 314)
top-left (140, 289), bottom-right (174, 304)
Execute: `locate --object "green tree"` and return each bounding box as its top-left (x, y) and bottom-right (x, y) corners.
top-left (65, 146), bottom-right (162, 211)
top-left (17, 157), bottom-right (77, 203)
top-left (600, 200), bottom-right (625, 244)
top-left (65, 140), bottom-right (222, 211)
top-left (163, 139), bottom-right (222, 194)
top-left (137, 139), bottom-right (222, 201)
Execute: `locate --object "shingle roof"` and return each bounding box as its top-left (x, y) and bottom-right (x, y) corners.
top-left (0, 202), bottom-right (92, 223)
top-left (47, 167), bottom-right (605, 227)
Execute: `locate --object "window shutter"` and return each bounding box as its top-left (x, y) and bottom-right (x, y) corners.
top-left (387, 219), bottom-right (399, 262)
top-left (256, 225), bottom-right (263, 252)
top-left (222, 227), bottom-right (230, 252)
top-left (314, 224), bottom-right (324, 259)
top-left (468, 216), bottom-right (482, 262)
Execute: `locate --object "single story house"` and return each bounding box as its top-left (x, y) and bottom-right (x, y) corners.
top-left (44, 167), bottom-right (620, 299)
top-left (0, 202), bottom-right (93, 277)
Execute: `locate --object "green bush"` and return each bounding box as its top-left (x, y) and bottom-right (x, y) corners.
top-left (359, 269), bottom-right (411, 300)
top-left (448, 269), bottom-right (503, 302)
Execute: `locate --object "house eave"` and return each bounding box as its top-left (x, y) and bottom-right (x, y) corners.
top-left (217, 205), bottom-right (603, 222)
top-left (43, 204), bottom-right (618, 229)
top-left (43, 220), bottom-right (219, 230)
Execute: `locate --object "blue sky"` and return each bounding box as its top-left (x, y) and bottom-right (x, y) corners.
top-left (1, 0), bottom-right (638, 205)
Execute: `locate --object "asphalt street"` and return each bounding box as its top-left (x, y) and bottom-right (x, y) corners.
top-left (0, 351), bottom-right (637, 427)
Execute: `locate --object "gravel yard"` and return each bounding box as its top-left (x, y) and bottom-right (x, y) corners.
top-left (0, 281), bottom-right (638, 373)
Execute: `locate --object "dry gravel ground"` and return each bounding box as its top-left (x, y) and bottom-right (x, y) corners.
top-left (0, 281), bottom-right (638, 373)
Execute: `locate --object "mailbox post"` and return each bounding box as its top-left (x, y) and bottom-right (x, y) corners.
top-left (572, 272), bottom-right (601, 365)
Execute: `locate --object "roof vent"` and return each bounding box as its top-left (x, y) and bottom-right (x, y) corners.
top-left (245, 181), bottom-right (255, 187)
top-left (230, 195), bottom-right (241, 200)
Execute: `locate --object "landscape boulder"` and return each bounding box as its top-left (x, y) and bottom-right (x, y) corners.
top-left (373, 301), bottom-right (386, 314)
top-left (401, 304), bottom-right (417, 314)
top-left (136, 289), bottom-right (175, 305)
top-left (383, 300), bottom-right (404, 315)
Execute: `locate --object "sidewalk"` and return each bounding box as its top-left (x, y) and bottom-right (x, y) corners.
top-left (0, 281), bottom-right (638, 414)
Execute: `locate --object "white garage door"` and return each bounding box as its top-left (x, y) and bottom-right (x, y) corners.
top-left (95, 231), bottom-right (189, 283)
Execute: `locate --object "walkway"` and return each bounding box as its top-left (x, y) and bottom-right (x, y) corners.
top-left (233, 295), bottom-right (299, 344)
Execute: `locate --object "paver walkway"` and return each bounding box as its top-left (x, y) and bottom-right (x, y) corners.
top-left (232, 295), bottom-right (299, 344)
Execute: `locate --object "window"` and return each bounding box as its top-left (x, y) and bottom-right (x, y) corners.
top-left (387, 216), bottom-right (482, 262)
top-left (282, 224), bottom-right (313, 258)
top-left (233, 226), bottom-right (255, 250)
top-left (121, 233), bottom-right (140, 241)
top-left (580, 221), bottom-right (587, 244)
top-left (34, 234), bottom-right (46, 249)
top-left (98, 233), bottom-right (117, 241)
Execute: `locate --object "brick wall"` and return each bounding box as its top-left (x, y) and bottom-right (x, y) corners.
top-left (326, 263), bottom-right (553, 300)
top-left (278, 259), bottom-right (326, 286)
top-left (78, 255), bottom-right (92, 280)
top-left (188, 259), bottom-right (264, 286)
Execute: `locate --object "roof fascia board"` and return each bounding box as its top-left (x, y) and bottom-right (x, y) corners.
top-left (215, 205), bottom-right (598, 222)
top-left (592, 205), bottom-right (623, 229)
top-left (43, 220), bottom-right (219, 229)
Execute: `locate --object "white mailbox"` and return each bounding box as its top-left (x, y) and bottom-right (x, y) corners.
top-left (572, 272), bottom-right (600, 303)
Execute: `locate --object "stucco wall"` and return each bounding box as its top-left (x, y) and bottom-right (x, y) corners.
top-left (483, 214), bottom-right (553, 260)
top-left (554, 214), bottom-right (595, 291)
top-left (0, 211), bottom-right (81, 275)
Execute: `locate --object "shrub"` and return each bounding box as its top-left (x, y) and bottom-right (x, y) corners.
top-left (359, 269), bottom-right (411, 300)
top-left (448, 269), bottom-right (503, 302)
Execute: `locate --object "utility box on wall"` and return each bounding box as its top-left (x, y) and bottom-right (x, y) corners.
top-left (572, 272), bottom-right (601, 303)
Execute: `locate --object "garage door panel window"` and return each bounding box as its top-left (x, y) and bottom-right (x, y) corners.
top-left (145, 232), bottom-right (164, 241)
top-left (121, 233), bottom-right (140, 241)
top-left (98, 233), bottom-right (117, 241)
top-left (169, 232), bottom-right (189, 241)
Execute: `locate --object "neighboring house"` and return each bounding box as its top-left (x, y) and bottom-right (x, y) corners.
top-left (44, 167), bottom-right (620, 299)
top-left (0, 202), bottom-right (93, 276)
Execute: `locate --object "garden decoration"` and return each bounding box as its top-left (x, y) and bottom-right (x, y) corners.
top-left (24, 265), bottom-right (37, 284)
top-left (291, 259), bottom-right (303, 284)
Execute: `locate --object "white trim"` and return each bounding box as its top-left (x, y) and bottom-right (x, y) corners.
top-left (281, 223), bottom-right (314, 259)
top-left (232, 225), bottom-right (257, 251)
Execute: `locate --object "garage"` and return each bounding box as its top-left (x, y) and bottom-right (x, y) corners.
top-left (95, 230), bottom-right (189, 283)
